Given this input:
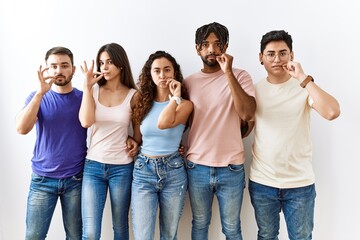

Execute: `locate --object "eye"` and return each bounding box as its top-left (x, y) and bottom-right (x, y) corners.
top-left (107, 60), bottom-right (113, 65)
top-left (202, 43), bottom-right (209, 48)
top-left (267, 53), bottom-right (275, 57)
top-left (51, 65), bottom-right (57, 69)
top-left (280, 52), bottom-right (288, 57)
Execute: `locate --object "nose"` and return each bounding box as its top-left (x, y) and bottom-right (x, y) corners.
top-left (273, 54), bottom-right (281, 63)
top-left (208, 44), bottom-right (215, 54)
top-left (101, 63), bottom-right (108, 70)
top-left (159, 70), bottom-right (165, 79)
top-left (54, 67), bottom-right (62, 75)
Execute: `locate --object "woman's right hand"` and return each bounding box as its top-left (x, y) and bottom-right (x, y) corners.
top-left (167, 78), bottom-right (181, 97)
top-left (80, 60), bottom-right (103, 89)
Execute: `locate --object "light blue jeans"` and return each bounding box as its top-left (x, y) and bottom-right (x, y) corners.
top-left (25, 172), bottom-right (83, 240)
top-left (186, 161), bottom-right (245, 240)
top-left (249, 180), bottom-right (316, 240)
top-left (131, 152), bottom-right (187, 240)
top-left (81, 159), bottom-right (133, 240)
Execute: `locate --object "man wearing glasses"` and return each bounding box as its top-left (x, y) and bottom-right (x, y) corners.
top-left (249, 30), bottom-right (340, 239)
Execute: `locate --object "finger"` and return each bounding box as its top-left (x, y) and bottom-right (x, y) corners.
top-left (90, 60), bottom-right (95, 71)
top-left (82, 61), bottom-right (88, 72)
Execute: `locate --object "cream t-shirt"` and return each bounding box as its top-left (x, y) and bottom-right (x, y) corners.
top-left (250, 77), bottom-right (315, 188)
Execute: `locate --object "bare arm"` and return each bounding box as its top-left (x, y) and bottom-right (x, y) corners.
top-left (217, 53), bottom-right (256, 121)
top-left (131, 91), bottom-right (143, 145)
top-left (157, 79), bottom-right (194, 129)
top-left (16, 66), bottom-right (55, 134)
top-left (284, 61), bottom-right (340, 120)
top-left (78, 60), bottom-right (103, 128)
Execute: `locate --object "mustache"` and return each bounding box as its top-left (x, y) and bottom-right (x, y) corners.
top-left (206, 54), bottom-right (220, 58)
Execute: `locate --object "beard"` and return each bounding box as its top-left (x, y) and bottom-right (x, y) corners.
top-left (54, 74), bottom-right (72, 87)
top-left (201, 55), bottom-right (219, 67)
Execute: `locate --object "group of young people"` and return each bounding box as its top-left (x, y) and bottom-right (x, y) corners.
top-left (16, 22), bottom-right (340, 240)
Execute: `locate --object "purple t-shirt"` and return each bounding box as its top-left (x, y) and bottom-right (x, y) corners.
top-left (25, 88), bottom-right (87, 178)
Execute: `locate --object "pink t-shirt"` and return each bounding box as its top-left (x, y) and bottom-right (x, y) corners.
top-left (184, 68), bottom-right (255, 166)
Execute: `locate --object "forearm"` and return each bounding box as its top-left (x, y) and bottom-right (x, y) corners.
top-left (226, 72), bottom-right (256, 121)
top-left (79, 88), bottom-right (95, 128)
top-left (157, 101), bottom-right (177, 129)
top-left (15, 91), bottom-right (43, 134)
top-left (306, 82), bottom-right (340, 120)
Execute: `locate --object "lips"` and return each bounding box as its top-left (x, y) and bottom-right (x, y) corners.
top-left (55, 75), bottom-right (65, 79)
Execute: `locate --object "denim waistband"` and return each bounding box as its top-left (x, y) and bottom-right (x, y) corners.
top-left (138, 151), bottom-right (181, 163)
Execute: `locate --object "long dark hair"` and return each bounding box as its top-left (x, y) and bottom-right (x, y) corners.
top-left (95, 43), bottom-right (136, 88)
top-left (133, 50), bottom-right (189, 125)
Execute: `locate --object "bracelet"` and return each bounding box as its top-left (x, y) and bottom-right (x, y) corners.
top-left (300, 75), bottom-right (314, 88)
top-left (169, 95), bottom-right (182, 105)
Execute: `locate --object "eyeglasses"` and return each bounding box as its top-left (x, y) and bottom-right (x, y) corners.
top-left (264, 52), bottom-right (290, 62)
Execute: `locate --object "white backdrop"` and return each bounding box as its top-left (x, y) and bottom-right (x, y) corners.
top-left (1, 0), bottom-right (359, 239)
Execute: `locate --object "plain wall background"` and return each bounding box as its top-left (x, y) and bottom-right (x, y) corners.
top-left (1, 0), bottom-right (359, 239)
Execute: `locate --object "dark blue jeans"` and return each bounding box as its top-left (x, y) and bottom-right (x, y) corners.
top-left (249, 180), bottom-right (316, 240)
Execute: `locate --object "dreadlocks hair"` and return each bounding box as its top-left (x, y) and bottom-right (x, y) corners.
top-left (133, 50), bottom-right (189, 125)
top-left (195, 22), bottom-right (229, 52)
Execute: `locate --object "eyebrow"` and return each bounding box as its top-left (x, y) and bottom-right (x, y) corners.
top-left (266, 49), bottom-right (288, 53)
top-left (49, 62), bottom-right (70, 66)
top-left (153, 66), bottom-right (172, 70)
top-left (99, 58), bottom-right (112, 62)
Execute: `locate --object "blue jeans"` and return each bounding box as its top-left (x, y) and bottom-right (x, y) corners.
top-left (131, 152), bottom-right (187, 240)
top-left (25, 172), bottom-right (83, 240)
top-left (249, 180), bottom-right (316, 240)
top-left (81, 159), bottom-right (133, 240)
top-left (186, 161), bottom-right (245, 240)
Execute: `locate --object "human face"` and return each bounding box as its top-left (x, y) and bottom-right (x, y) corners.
top-left (259, 40), bottom-right (293, 76)
top-left (196, 32), bottom-right (227, 68)
top-left (98, 51), bottom-right (121, 81)
top-left (150, 57), bottom-right (175, 88)
top-left (46, 54), bottom-right (75, 87)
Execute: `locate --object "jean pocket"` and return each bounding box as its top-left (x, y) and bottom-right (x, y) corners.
top-left (167, 157), bottom-right (184, 169)
top-left (186, 160), bottom-right (196, 169)
top-left (31, 173), bottom-right (44, 183)
top-left (72, 171), bottom-right (83, 181)
top-left (228, 163), bottom-right (244, 172)
top-left (134, 158), bottom-right (145, 170)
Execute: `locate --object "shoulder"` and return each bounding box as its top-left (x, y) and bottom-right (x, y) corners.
top-left (232, 68), bottom-right (252, 78)
top-left (180, 99), bottom-right (193, 112)
top-left (130, 90), bottom-right (141, 107)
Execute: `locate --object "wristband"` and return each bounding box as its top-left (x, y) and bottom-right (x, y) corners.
top-left (169, 95), bottom-right (182, 105)
top-left (300, 75), bottom-right (314, 88)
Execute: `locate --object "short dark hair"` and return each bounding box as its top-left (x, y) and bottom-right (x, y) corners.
top-left (45, 46), bottom-right (74, 65)
top-left (260, 30), bottom-right (293, 53)
top-left (195, 22), bottom-right (229, 51)
top-left (95, 43), bottom-right (136, 88)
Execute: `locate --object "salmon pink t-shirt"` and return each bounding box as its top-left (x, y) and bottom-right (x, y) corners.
top-left (184, 68), bottom-right (255, 166)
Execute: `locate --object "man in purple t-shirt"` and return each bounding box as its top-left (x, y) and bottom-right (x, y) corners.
top-left (16, 47), bottom-right (87, 239)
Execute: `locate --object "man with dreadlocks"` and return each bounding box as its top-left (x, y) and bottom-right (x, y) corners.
top-left (184, 22), bottom-right (256, 240)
